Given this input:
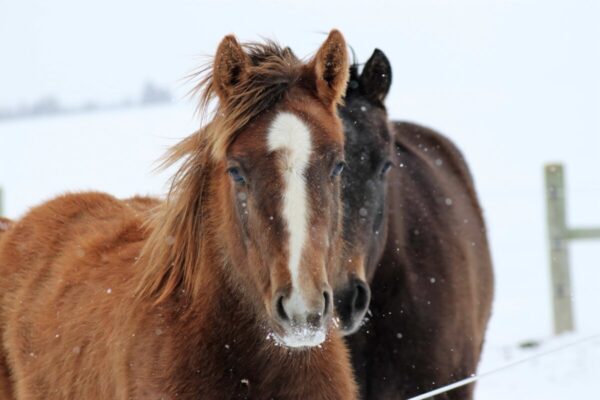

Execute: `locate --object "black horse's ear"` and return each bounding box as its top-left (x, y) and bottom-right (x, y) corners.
top-left (359, 49), bottom-right (392, 103)
top-left (282, 46), bottom-right (297, 59)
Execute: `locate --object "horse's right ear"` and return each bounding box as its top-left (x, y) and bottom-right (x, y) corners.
top-left (307, 30), bottom-right (350, 110)
top-left (360, 49), bottom-right (392, 104)
top-left (213, 35), bottom-right (251, 102)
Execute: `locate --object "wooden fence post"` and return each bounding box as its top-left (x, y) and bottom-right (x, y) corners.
top-left (544, 164), bottom-right (574, 334)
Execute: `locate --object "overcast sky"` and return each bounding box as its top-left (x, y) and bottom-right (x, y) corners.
top-left (1, 0), bottom-right (598, 118)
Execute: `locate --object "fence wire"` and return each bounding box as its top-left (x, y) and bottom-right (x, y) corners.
top-left (408, 332), bottom-right (600, 400)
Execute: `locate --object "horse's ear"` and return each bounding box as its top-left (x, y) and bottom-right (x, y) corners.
top-left (307, 30), bottom-right (350, 109)
top-left (213, 35), bottom-right (251, 102)
top-left (359, 49), bottom-right (392, 103)
top-left (282, 46), bottom-right (297, 59)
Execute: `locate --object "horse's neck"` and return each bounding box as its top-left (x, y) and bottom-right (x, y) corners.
top-left (161, 251), bottom-right (356, 399)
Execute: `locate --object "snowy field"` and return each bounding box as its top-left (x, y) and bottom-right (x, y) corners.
top-left (2, 0), bottom-right (600, 398)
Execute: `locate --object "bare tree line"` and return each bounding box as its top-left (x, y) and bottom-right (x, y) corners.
top-left (0, 82), bottom-right (172, 121)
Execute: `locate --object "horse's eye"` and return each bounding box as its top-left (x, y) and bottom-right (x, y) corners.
top-left (331, 161), bottom-right (346, 178)
top-left (380, 161), bottom-right (393, 177)
top-left (227, 167), bottom-right (246, 184)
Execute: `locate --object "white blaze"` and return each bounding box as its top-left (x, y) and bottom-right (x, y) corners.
top-left (267, 112), bottom-right (312, 312)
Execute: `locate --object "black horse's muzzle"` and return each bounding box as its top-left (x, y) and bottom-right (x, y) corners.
top-left (335, 277), bottom-right (371, 335)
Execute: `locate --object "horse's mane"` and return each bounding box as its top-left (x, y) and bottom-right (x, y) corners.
top-left (136, 41), bottom-right (303, 303)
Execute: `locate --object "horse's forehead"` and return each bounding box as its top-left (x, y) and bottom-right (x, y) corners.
top-left (344, 105), bottom-right (391, 152)
top-left (229, 105), bottom-right (342, 159)
top-left (267, 112), bottom-right (312, 156)
top-left (286, 97), bottom-right (344, 149)
top-left (261, 110), bottom-right (331, 166)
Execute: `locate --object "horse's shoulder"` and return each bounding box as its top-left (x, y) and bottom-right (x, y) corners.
top-left (15, 191), bottom-right (123, 221)
top-left (124, 196), bottom-right (161, 213)
top-left (4, 192), bottom-right (147, 256)
top-left (46, 191), bottom-right (126, 214)
top-left (0, 192), bottom-right (149, 304)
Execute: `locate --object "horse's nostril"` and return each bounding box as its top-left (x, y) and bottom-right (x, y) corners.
top-left (306, 312), bottom-right (322, 328)
top-left (323, 290), bottom-right (331, 317)
top-left (276, 295), bottom-right (289, 322)
top-left (353, 280), bottom-right (370, 314)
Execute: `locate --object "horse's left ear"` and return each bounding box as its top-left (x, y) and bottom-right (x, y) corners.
top-left (213, 35), bottom-right (251, 102)
top-left (360, 49), bottom-right (392, 103)
top-left (307, 30), bottom-right (350, 109)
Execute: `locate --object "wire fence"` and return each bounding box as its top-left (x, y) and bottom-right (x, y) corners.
top-left (407, 332), bottom-right (600, 400)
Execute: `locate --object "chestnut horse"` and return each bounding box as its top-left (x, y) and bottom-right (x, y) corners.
top-left (0, 31), bottom-right (358, 399)
top-left (334, 49), bottom-right (494, 399)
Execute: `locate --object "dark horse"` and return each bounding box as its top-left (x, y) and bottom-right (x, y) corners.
top-left (0, 31), bottom-right (358, 399)
top-left (333, 49), bottom-right (494, 399)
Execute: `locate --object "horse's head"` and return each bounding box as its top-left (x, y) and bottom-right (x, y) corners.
top-left (334, 49), bottom-right (395, 335)
top-left (206, 31), bottom-right (349, 348)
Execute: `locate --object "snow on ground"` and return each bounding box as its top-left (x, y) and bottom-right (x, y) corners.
top-left (475, 333), bottom-right (600, 399)
top-left (0, 104), bottom-right (194, 210)
top-left (1, 102), bottom-right (598, 398)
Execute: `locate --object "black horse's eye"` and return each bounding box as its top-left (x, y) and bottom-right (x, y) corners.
top-left (331, 161), bottom-right (346, 178)
top-left (380, 161), bottom-right (393, 177)
top-left (227, 167), bottom-right (246, 184)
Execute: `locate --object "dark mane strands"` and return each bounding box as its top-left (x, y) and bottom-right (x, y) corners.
top-left (136, 41), bottom-right (305, 304)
